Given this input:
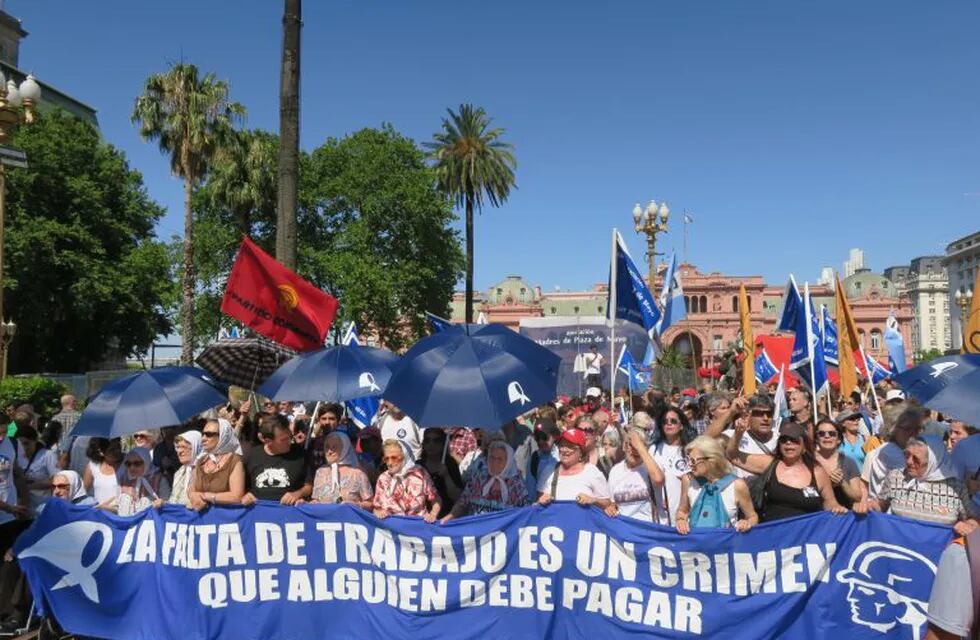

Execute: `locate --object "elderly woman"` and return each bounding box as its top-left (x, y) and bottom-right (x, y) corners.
top-left (676, 436), bottom-right (757, 533)
top-left (537, 428), bottom-right (611, 507)
top-left (156, 430), bottom-right (202, 508)
top-left (116, 447), bottom-right (170, 515)
top-left (311, 432), bottom-right (373, 508)
top-left (856, 435), bottom-right (977, 535)
top-left (606, 429), bottom-right (665, 522)
top-left (373, 440), bottom-right (440, 522)
top-left (49, 471), bottom-right (96, 507)
top-left (444, 442), bottom-right (527, 520)
top-left (728, 422), bottom-right (846, 522)
top-left (814, 418), bottom-right (865, 509)
top-left (188, 418), bottom-right (245, 510)
top-left (16, 425), bottom-right (60, 519)
top-left (597, 426), bottom-right (624, 478)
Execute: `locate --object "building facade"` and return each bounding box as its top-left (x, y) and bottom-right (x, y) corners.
top-left (843, 248), bottom-right (865, 278)
top-left (942, 231), bottom-right (980, 351)
top-left (454, 264), bottom-right (914, 369)
top-left (884, 256), bottom-right (951, 355)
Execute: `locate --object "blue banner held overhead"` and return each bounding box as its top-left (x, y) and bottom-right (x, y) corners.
top-left (17, 501), bottom-right (951, 640)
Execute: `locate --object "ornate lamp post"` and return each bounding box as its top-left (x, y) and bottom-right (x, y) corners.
top-left (632, 200), bottom-right (670, 286)
top-left (955, 287), bottom-right (974, 350)
top-left (0, 72), bottom-right (40, 379)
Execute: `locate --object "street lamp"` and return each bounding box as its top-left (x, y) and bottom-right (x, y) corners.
top-left (955, 287), bottom-right (974, 350)
top-left (0, 71), bottom-right (40, 379)
top-left (632, 199), bottom-right (670, 286)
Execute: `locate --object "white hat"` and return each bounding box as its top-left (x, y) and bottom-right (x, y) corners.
top-left (884, 389), bottom-right (906, 403)
top-left (585, 387), bottom-right (601, 398)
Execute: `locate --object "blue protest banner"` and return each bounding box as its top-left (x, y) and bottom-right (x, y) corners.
top-left (17, 501), bottom-right (951, 640)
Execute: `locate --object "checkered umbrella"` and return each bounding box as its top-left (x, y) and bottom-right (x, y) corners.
top-left (196, 336), bottom-right (297, 390)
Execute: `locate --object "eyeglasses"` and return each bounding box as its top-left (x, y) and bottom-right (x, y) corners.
top-left (663, 418), bottom-right (681, 425)
top-left (51, 483), bottom-right (70, 490)
top-left (125, 460), bottom-right (145, 467)
top-left (579, 427), bottom-right (595, 433)
top-left (688, 456), bottom-right (709, 466)
top-left (816, 430), bottom-right (838, 438)
top-left (202, 431), bottom-right (219, 438)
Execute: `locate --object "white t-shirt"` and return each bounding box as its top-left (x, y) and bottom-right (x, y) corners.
top-left (607, 460), bottom-right (654, 522)
top-left (650, 442), bottom-right (689, 525)
top-left (538, 464), bottom-right (610, 502)
top-left (20, 447), bottom-right (60, 517)
top-left (585, 352), bottom-right (604, 375)
top-left (722, 428), bottom-right (779, 480)
top-left (379, 415), bottom-right (422, 460)
top-left (862, 442), bottom-right (905, 499)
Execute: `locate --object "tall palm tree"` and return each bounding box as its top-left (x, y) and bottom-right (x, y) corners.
top-left (132, 63), bottom-right (245, 364)
top-left (427, 104), bottom-right (516, 323)
top-left (276, 0), bottom-right (301, 269)
top-left (205, 129), bottom-right (279, 235)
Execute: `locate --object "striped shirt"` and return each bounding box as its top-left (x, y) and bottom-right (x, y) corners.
top-left (878, 469), bottom-right (976, 526)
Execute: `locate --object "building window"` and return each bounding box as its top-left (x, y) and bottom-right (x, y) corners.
top-left (713, 335), bottom-right (723, 351)
top-left (550, 307), bottom-right (556, 314)
top-left (685, 296), bottom-right (691, 313)
top-left (732, 296), bottom-right (739, 312)
top-left (870, 329), bottom-right (882, 350)
top-left (747, 296), bottom-right (752, 312)
top-left (858, 329), bottom-right (866, 348)
top-left (597, 306), bottom-right (603, 314)
top-left (699, 296), bottom-right (708, 313)
top-left (573, 306), bottom-right (579, 314)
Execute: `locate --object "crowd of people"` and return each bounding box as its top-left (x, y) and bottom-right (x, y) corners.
top-left (0, 379), bottom-right (977, 637)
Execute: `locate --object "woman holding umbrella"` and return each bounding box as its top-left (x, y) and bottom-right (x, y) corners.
top-left (373, 440), bottom-right (441, 522)
top-left (188, 419), bottom-right (245, 510)
top-left (536, 428), bottom-right (611, 507)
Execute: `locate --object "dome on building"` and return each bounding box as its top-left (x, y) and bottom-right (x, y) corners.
top-left (843, 269), bottom-right (898, 299)
top-left (487, 276), bottom-right (538, 305)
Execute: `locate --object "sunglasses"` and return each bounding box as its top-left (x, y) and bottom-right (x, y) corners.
top-left (202, 431), bottom-right (220, 438)
top-left (778, 436), bottom-right (802, 444)
top-left (663, 418), bottom-right (681, 425)
top-left (51, 483), bottom-right (70, 490)
top-left (134, 433), bottom-right (151, 439)
top-left (382, 455), bottom-right (403, 463)
top-left (816, 430), bottom-right (838, 438)
top-left (750, 410), bottom-right (771, 418)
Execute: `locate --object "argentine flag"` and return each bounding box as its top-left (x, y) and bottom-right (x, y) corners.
top-left (656, 252), bottom-right (687, 335)
top-left (342, 323), bottom-right (381, 428)
top-left (754, 346), bottom-right (779, 384)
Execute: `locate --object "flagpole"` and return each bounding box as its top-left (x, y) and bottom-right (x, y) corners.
top-left (804, 283), bottom-right (819, 426)
top-left (858, 344), bottom-right (883, 431)
top-left (609, 229), bottom-right (618, 406)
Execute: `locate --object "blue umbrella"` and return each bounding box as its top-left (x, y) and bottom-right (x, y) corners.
top-left (72, 366), bottom-right (229, 438)
top-left (892, 354), bottom-right (980, 425)
top-left (382, 323), bottom-right (561, 430)
top-left (258, 345), bottom-right (399, 402)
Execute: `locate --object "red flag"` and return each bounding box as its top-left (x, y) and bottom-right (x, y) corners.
top-left (221, 237), bottom-right (339, 351)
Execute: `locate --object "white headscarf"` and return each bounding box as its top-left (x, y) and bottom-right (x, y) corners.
top-left (325, 432), bottom-right (359, 493)
top-left (198, 418), bottom-right (240, 464)
top-left (55, 470), bottom-right (88, 503)
top-left (119, 447), bottom-right (159, 500)
top-left (384, 440), bottom-right (417, 497)
top-left (177, 430), bottom-right (203, 467)
top-left (904, 435), bottom-right (957, 489)
top-left (481, 441), bottom-right (518, 504)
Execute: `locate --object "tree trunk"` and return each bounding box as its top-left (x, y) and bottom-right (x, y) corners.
top-left (276, 0), bottom-right (301, 270)
top-left (181, 174), bottom-right (195, 365)
top-left (465, 197), bottom-right (474, 324)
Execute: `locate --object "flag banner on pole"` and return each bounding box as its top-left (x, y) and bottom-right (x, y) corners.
top-left (834, 276), bottom-right (861, 400)
top-left (864, 353), bottom-right (892, 384)
top-left (739, 284), bottom-right (756, 395)
top-left (775, 277), bottom-right (803, 333)
top-left (789, 284), bottom-right (828, 396)
top-left (616, 344), bottom-right (650, 391)
top-left (754, 346), bottom-right (779, 384)
top-left (341, 323), bottom-right (381, 428)
top-left (884, 311), bottom-right (907, 374)
top-left (426, 312), bottom-right (454, 334)
top-left (606, 232), bottom-right (661, 339)
top-left (221, 237), bottom-right (339, 351)
top-left (772, 364), bottom-right (787, 433)
top-left (655, 252), bottom-right (687, 335)
top-left (18, 500), bottom-right (950, 640)
top-left (821, 304), bottom-right (839, 366)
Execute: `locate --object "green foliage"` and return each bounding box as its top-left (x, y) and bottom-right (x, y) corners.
top-left (190, 125), bottom-right (464, 350)
top-left (914, 348), bottom-right (945, 364)
top-left (0, 375), bottom-right (68, 417)
top-left (5, 109), bottom-right (174, 372)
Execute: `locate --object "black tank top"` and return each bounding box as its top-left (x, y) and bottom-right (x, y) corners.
top-left (761, 464), bottom-right (823, 522)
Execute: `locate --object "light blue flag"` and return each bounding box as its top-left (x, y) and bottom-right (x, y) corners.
top-left (426, 311), bottom-right (454, 334)
top-left (776, 277), bottom-right (803, 333)
top-left (790, 284), bottom-right (829, 396)
top-left (655, 252), bottom-right (687, 335)
top-left (821, 304), bottom-right (839, 366)
top-left (884, 310), bottom-right (907, 374)
top-left (616, 345), bottom-right (650, 392)
top-left (618, 398), bottom-right (629, 425)
top-left (754, 346), bottom-right (779, 384)
top-left (607, 232), bottom-right (662, 339)
top-left (341, 323), bottom-right (381, 428)
top-left (865, 353), bottom-right (891, 384)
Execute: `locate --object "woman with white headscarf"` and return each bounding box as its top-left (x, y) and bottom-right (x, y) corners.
top-left (310, 432), bottom-right (373, 508)
top-left (187, 418), bottom-right (245, 511)
top-left (443, 441), bottom-right (528, 520)
top-left (115, 447), bottom-right (170, 516)
top-left (373, 439), bottom-right (440, 522)
top-left (157, 430), bottom-right (203, 508)
top-left (49, 471), bottom-right (96, 507)
top-left (856, 434), bottom-right (978, 535)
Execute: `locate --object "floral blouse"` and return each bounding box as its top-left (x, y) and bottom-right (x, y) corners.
top-left (311, 465), bottom-right (373, 505)
top-left (373, 466), bottom-right (439, 516)
top-left (458, 470), bottom-right (528, 516)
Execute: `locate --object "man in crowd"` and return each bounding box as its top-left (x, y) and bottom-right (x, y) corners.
top-left (583, 345), bottom-right (603, 389)
top-left (53, 395), bottom-right (81, 465)
top-left (241, 414), bottom-right (312, 506)
top-left (708, 394), bottom-right (779, 480)
top-left (378, 402), bottom-right (423, 459)
top-left (785, 386), bottom-right (814, 439)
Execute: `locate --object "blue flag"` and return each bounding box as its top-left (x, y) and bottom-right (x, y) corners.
top-left (655, 252), bottom-right (687, 335)
top-left (821, 305), bottom-right (839, 366)
top-left (884, 311), bottom-right (907, 374)
top-left (616, 345), bottom-right (650, 392)
top-left (865, 353), bottom-right (892, 384)
top-left (790, 283), bottom-right (829, 396)
top-left (754, 346), bottom-right (779, 384)
top-left (426, 311), bottom-right (454, 334)
top-left (607, 232), bottom-right (661, 339)
top-left (776, 277), bottom-right (803, 333)
top-left (341, 323), bottom-right (381, 428)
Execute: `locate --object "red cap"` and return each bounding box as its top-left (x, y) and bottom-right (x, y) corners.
top-left (558, 428), bottom-right (588, 449)
top-left (682, 388), bottom-right (697, 397)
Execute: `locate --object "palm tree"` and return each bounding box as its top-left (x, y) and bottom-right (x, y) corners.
top-left (276, 0), bottom-right (301, 269)
top-left (132, 63), bottom-right (245, 364)
top-left (427, 104), bottom-right (516, 323)
top-left (205, 129), bottom-right (279, 235)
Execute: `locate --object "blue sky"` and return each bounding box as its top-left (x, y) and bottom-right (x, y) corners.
top-left (13, 1), bottom-right (980, 293)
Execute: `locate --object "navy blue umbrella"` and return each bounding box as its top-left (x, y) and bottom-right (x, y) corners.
top-left (258, 345), bottom-right (399, 402)
top-left (892, 354), bottom-right (980, 425)
top-left (72, 366), bottom-right (229, 438)
top-left (382, 323), bottom-right (561, 430)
